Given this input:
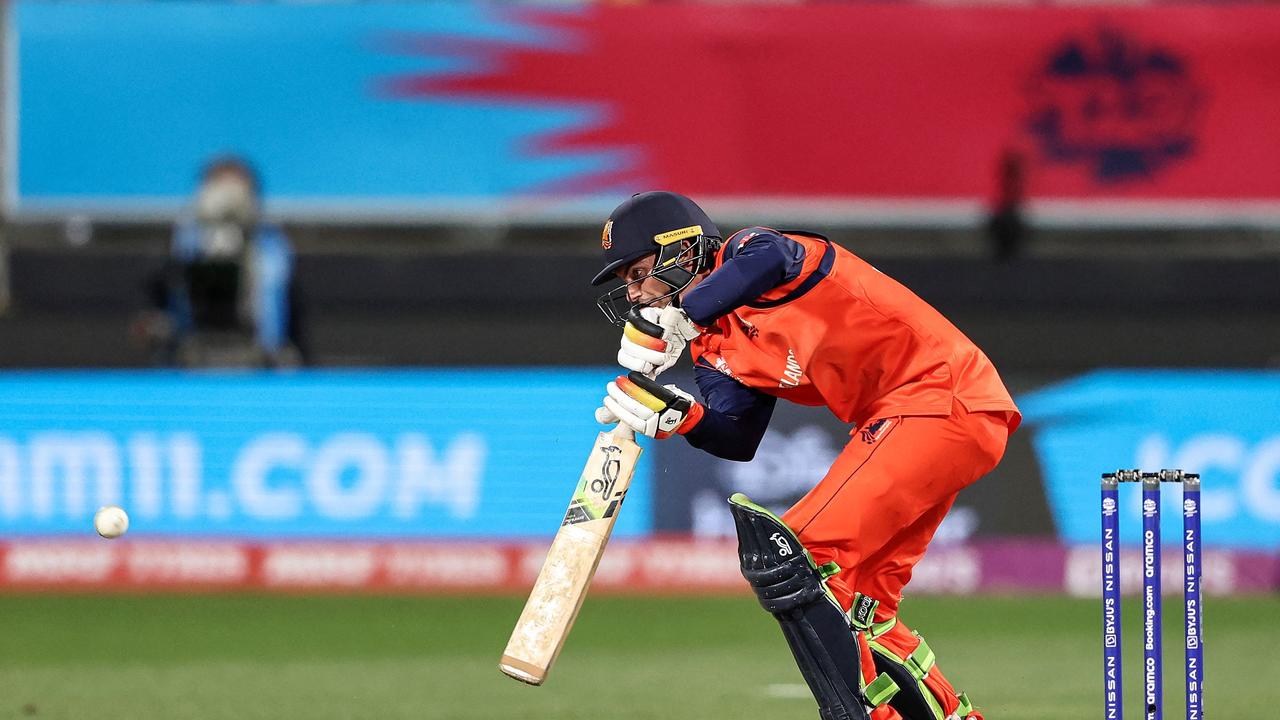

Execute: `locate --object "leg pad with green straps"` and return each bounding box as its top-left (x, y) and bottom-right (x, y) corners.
top-left (868, 631), bottom-right (975, 720)
top-left (728, 494), bottom-right (870, 720)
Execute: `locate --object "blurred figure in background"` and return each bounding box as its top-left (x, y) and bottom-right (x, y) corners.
top-left (986, 148), bottom-right (1028, 263)
top-left (137, 156), bottom-right (307, 368)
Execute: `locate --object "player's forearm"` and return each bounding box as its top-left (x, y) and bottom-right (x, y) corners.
top-left (686, 363), bottom-right (777, 461)
top-left (681, 237), bottom-right (796, 326)
top-left (681, 401), bottom-right (773, 461)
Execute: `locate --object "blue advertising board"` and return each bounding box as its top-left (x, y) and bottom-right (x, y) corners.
top-left (1020, 371), bottom-right (1280, 550)
top-left (0, 370), bottom-right (650, 538)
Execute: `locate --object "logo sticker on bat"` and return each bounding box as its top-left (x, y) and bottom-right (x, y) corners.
top-left (591, 445), bottom-right (621, 501)
top-left (562, 444), bottom-right (629, 526)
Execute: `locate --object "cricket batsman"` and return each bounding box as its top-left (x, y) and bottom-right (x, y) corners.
top-left (591, 191), bottom-right (1020, 720)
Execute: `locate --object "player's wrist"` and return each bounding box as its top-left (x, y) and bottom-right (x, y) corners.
top-left (674, 402), bottom-right (705, 435)
top-left (658, 305), bottom-right (701, 342)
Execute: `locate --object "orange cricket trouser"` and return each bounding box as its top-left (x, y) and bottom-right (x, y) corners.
top-left (782, 399), bottom-right (1010, 719)
top-left (781, 398), bottom-right (1012, 618)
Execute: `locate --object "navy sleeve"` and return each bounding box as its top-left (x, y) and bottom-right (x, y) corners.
top-left (681, 229), bottom-right (806, 327)
top-left (682, 361), bottom-right (776, 461)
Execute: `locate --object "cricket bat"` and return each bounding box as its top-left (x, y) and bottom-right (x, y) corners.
top-left (498, 425), bottom-right (643, 685)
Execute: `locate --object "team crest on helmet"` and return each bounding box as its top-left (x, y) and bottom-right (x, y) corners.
top-left (601, 219), bottom-right (614, 250)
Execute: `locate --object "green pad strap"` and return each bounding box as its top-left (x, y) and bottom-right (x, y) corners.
top-left (869, 637), bottom-right (948, 720)
top-left (864, 673), bottom-right (900, 707)
top-left (869, 617), bottom-right (897, 639)
top-left (956, 691), bottom-right (974, 717)
top-left (848, 592), bottom-right (879, 630)
top-left (818, 561), bottom-right (841, 579)
top-left (907, 635), bottom-right (936, 679)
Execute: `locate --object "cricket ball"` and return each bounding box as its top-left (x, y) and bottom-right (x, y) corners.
top-left (93, 505), bottom-right (129, 539)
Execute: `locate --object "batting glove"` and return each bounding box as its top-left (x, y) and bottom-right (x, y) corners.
top-left (618, 306), bottom-right (701, 377)
top-left (597, 372), bottom-right (705, 439)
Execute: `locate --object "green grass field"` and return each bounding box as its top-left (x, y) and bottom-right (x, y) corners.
top-left (1, 593), bottom-right (1274, 719)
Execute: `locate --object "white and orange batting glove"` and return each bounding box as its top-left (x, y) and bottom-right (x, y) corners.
top-left (595, 371), bottom-right (705, 439)
top-left (618, 306), bottom-right (701, 377)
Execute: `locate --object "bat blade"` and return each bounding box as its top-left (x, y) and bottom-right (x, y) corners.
top-left (499, 428), bottom-right (641, 685)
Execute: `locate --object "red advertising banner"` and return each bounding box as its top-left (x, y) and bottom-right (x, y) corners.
top-left (397, 4), bottom-right (1280, 224)
top-left (2, 540), bottom-right (1275, 596)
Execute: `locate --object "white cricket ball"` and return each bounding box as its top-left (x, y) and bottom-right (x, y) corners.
top-left (93, 505), bottom-right (129, 539)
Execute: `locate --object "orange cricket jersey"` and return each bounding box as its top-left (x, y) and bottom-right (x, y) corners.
top-left (689, 230), bottom-right (1020, 429)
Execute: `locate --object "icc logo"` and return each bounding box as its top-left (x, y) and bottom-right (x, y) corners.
top-left (1102, 497), bottom-right (1117, 516)
top-left (1143, 498), bottom-right (1157, 516)
top-left (1184, 498), bottom-right (1197, 516)
top-left (1026, 28), bottom-right (1204, 182)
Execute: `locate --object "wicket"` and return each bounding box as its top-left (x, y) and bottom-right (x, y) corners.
top-left (1100, 469), bottom-right (1203, 720)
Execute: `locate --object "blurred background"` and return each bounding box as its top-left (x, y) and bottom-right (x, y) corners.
top-left (0, 2), bottom-right (1277, 719)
